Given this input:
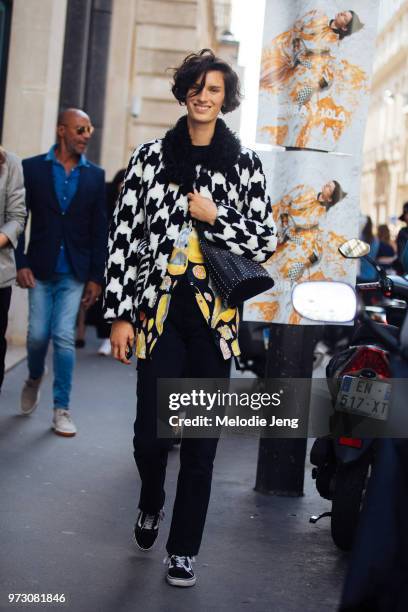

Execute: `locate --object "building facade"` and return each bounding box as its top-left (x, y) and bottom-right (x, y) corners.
top-left (0, 0), bottom-right (239, 346)
top-left (102, 0), bottom-right (239, 178)
top-left (361, 0), bottom-right (408, 231)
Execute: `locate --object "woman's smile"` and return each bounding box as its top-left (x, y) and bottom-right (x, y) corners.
top-left (193, 103), bottom-right (211, 113)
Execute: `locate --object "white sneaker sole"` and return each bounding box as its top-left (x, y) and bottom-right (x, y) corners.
top-left (166, 575), bottom-right (196, 587)
top-left (21, 401), bottom-right (40, 416)
top-left (51, 425), bottom-right (76, 438)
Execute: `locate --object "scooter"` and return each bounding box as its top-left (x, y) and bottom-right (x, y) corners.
top-left (340, 288), bottom-right (408, 610)
top-left (293, 239), bottom-right (408, 551)
top-left (310, 321), bottom-right (391, 551)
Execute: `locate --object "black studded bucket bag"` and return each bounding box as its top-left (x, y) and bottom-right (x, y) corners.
top-left (195, 221), bottom-right (275, 308)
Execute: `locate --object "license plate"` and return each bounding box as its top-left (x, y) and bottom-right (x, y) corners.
top-left (335, 375), bottom-right (391, 421)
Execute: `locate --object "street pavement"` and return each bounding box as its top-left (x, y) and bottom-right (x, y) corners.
top-left (0, 330), bottom-right (347, 612)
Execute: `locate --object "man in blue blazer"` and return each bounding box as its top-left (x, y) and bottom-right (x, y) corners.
top-left (16, 108), bottom-right (107, 436)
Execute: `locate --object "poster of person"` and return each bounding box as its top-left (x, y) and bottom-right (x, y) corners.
top-left (244, 150), bottom-right (359, 324)
top-left (257, 1), bottom-right (379, 152)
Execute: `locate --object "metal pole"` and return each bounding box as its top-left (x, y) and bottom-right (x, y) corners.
top-left (255, 323), bottom-right (317, 496)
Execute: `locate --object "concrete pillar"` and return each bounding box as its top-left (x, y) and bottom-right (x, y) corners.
top-left (2, 0), bottom-right (67, 157)
top-left (59, 0), bottom-right (113, 164)
top-left (2, 0), bottom-right (67, 346)
top-left (59, 0), bottom-right (93, 111)
top-left (100, 0), bottom-right (137, 179)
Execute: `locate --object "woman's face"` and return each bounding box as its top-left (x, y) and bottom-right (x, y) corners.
top-left (186, 70), bottom-right (225, 125)
top-left (321, 181), bottom-right (336, 202)
top-left (334, 11), bottom-right (353, 31)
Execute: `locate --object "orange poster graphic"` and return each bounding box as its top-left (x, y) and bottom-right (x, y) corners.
top-left (257, 2), bottom-right (379, 152)
top-left (244, 151), bottom-right (359, 324)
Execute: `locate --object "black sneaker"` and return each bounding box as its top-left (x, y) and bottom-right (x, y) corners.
top-left (165, 555), bottom-right (196, 587)
top-left (133, 510), bottom-right (163, 551)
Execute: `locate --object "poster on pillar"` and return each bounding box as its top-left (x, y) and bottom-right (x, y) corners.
top-left (244, 150), bottom-right (359, 325)
top-left (257, 1), bottom-right (379, 152)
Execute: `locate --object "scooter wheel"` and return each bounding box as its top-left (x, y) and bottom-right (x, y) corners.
top-left (331, 457), bottom-right (370, 551)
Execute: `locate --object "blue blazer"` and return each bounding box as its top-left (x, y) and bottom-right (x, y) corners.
top-left (16, 154), bottom-right (107, 284)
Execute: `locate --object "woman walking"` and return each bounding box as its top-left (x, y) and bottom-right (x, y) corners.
top-left (104, 49), bottom-right (277, 587)
top-left (0, 147), bottom-right (26, 392)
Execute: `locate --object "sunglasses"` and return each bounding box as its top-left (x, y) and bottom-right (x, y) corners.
top-left (61, 124), bottom-right (94, 136)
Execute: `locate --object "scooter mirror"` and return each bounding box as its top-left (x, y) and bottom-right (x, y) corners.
top-left (339, 238), bottom-right (370, 259)
top-left (292, 281), bottom-right (357, 323)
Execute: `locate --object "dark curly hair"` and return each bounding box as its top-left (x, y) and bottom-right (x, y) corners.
top-left (321, 180), bottom-right (347, 209)
top-left (171, 49), bottom-right (241, 114)
top-left (336, 10), bottom-right (364, 40)
top-left (331, 180), bottom-right (347, 205)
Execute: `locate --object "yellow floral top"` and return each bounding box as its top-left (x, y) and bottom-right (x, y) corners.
top-left (136, 223), bottom-right (240, 360)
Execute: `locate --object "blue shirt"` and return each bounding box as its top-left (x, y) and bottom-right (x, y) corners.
top-left (45, 145), bottom-right (90, 273)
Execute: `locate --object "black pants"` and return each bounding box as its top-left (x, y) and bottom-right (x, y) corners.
top-left (134, 278), bottom-right (231, 556)
top-left (0, 287), bottom-right (12, 390)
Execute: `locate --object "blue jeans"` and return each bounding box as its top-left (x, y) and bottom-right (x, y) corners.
top-left (27, 274), bottom-right (84, 409)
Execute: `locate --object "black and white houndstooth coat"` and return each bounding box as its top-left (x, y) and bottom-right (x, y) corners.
top-left (103, 116), bottom-right (277, 325)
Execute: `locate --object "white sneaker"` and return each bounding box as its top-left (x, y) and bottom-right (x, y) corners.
top-left (165, 555), bottom-right (196, 587)
top-left (98, 338), bottom-right (112, 356)
top-left (20, 377), bottom-right (43, 415)
top-left (52, 409), bottom-right (77, 437)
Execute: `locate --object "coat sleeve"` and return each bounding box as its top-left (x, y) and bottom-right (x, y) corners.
top-left (14, 159), bottom-right (31, 270)
top-left (202, 150), bottom-right (277, 263)
top-left (1, 153), bottom-right (26, 249)
top-left (103, 145), bottom-right (147, 323)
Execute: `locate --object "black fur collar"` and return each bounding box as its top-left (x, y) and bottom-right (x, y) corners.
top-left (162, 115), bottom-right (241, 190)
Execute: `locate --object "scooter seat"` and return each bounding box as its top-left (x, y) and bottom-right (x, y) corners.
top-left (351, 321), bottom-right (400, 346)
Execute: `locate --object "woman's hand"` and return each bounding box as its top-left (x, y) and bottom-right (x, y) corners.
top-left (187, 189), bottom-right (218, 225)
top-left (110, 320), bottom-right (136, 365)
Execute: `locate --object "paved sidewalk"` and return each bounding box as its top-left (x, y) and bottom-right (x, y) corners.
top-left (0, 332), bottom-right (346, 612)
